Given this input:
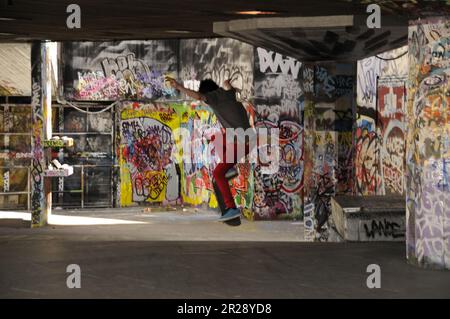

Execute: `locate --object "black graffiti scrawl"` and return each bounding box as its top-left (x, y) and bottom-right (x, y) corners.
top-left (179, 38), bottom-right (254, 100)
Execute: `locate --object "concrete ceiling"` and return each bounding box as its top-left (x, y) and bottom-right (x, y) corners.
top-left (214, 15), bottom-right (409, 62)
top-left (0, 0), bottom-right (448, 43)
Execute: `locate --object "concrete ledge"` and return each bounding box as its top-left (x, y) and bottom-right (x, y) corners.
top-left (331, 195), bottom-right (405, 242)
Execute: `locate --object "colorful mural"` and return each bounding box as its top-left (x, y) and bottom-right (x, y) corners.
top-left (178, 103), bottom-right (220, 208)
top-left (119, 102), bottom-right (183, 206)
top-left (118, 100), bottom-right (255, 217)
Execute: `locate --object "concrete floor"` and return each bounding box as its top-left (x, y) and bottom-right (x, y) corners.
top-left (0, 207), bottom-right (304, 242)
top-left (0, 208), bottom-right (449, 298)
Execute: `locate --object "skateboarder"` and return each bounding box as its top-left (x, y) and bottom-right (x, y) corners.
top-left (167, 77), bottom-right (253, 222)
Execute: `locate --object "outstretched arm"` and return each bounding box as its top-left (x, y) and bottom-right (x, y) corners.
top-left (166, 77), bottom-right (205, 101)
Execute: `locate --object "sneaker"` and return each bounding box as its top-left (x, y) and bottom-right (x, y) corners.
top-left (218, 207), bottom-right (241, 222)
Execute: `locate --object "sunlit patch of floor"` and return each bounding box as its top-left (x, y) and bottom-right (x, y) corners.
top-left (0, 211), bottom-right (148, 226)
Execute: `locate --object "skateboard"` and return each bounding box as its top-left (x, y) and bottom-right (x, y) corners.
top-left (212, 167), bottom-right (241, 226)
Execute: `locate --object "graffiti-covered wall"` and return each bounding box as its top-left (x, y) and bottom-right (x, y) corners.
top-left (303, 63), bottom-right (354, 241)
top-left (252, 48), bottom-right (304, 220)
top-left (62, 39), bottom-right (257, 214)
top-left (62, 39), bottom-right (372, 225)
top-left (180, 38), bottom-right (254, 100)
top-left (406, 17), bottom-right (450, 269)
top-left (62, 39), bottom-right (369, 225)
top-left (117, 99), bottom-right (257, 215)
top-left (63, 41), bottom-right (178, 100)
top-left (356, 46), bottom-right (408, 196)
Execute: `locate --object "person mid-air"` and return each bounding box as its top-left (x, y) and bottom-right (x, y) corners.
top-left (167, 77), bottom-right (252, 222)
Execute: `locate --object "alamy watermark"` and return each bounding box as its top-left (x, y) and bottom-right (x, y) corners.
top-left (366, 4), bottom-right (381, 29)
top-left (366, 264), bottom-right (381, 289)
top-left (66, 4), bottom-right (81, 29)
top-left (66, 3), bottom-right (382, 30)
top-left (66, 264), bottom-right (81, 289)
top-left (173, 127), bottom-right (280, 174)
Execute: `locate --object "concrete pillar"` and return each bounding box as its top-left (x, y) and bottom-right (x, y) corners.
top-left (30, 42), bottom-right (52, 227)
top-left (406, 17), bottom-right (450, 269)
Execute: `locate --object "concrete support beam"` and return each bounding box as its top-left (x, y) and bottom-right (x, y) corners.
top-left (214, 16), bottom-right (354, 34)
top-left (214, 15), bottom-right (408, 62)
top-left (30, 42), bottom-right (52, 227)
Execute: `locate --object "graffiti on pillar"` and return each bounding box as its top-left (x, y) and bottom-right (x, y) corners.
top-left (253, 47), bottom-right (304, 220)
top-left (30, 78), bottom-right (44, 226)
top-left (355, 118), bottom-right (381, 195)
top-left (315, 66), bottom-right (353, 100)
top-left (409, 159), bottom-right (450, 266)
top-left (315, 65), bottom-right (354, 197)
top-left (336, 131), bottom-right (354, 193)
top-left (313, 105), bottom-right (353, 195)
top-left (63, 41), bottom-right (178, 100)
top-left (317, 130), bottom-right (336, 198)
top-left (303, 100), bottom-right (316, 240)
top-left (308, 129), bottom-right (337, 239)
top-left (406, 17), bottom-right (450, 268)
top-left (378, 80), bottom-right (406, 194)
top-left (355, 79), bottom-right (406, 195)
top-left (355, 46), bottom-right (408, 196)
top-left (303, 63), bottom-right (354, 241)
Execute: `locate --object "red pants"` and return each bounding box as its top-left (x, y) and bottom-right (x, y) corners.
top-left (212, 134), bottom-right (249, 209)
